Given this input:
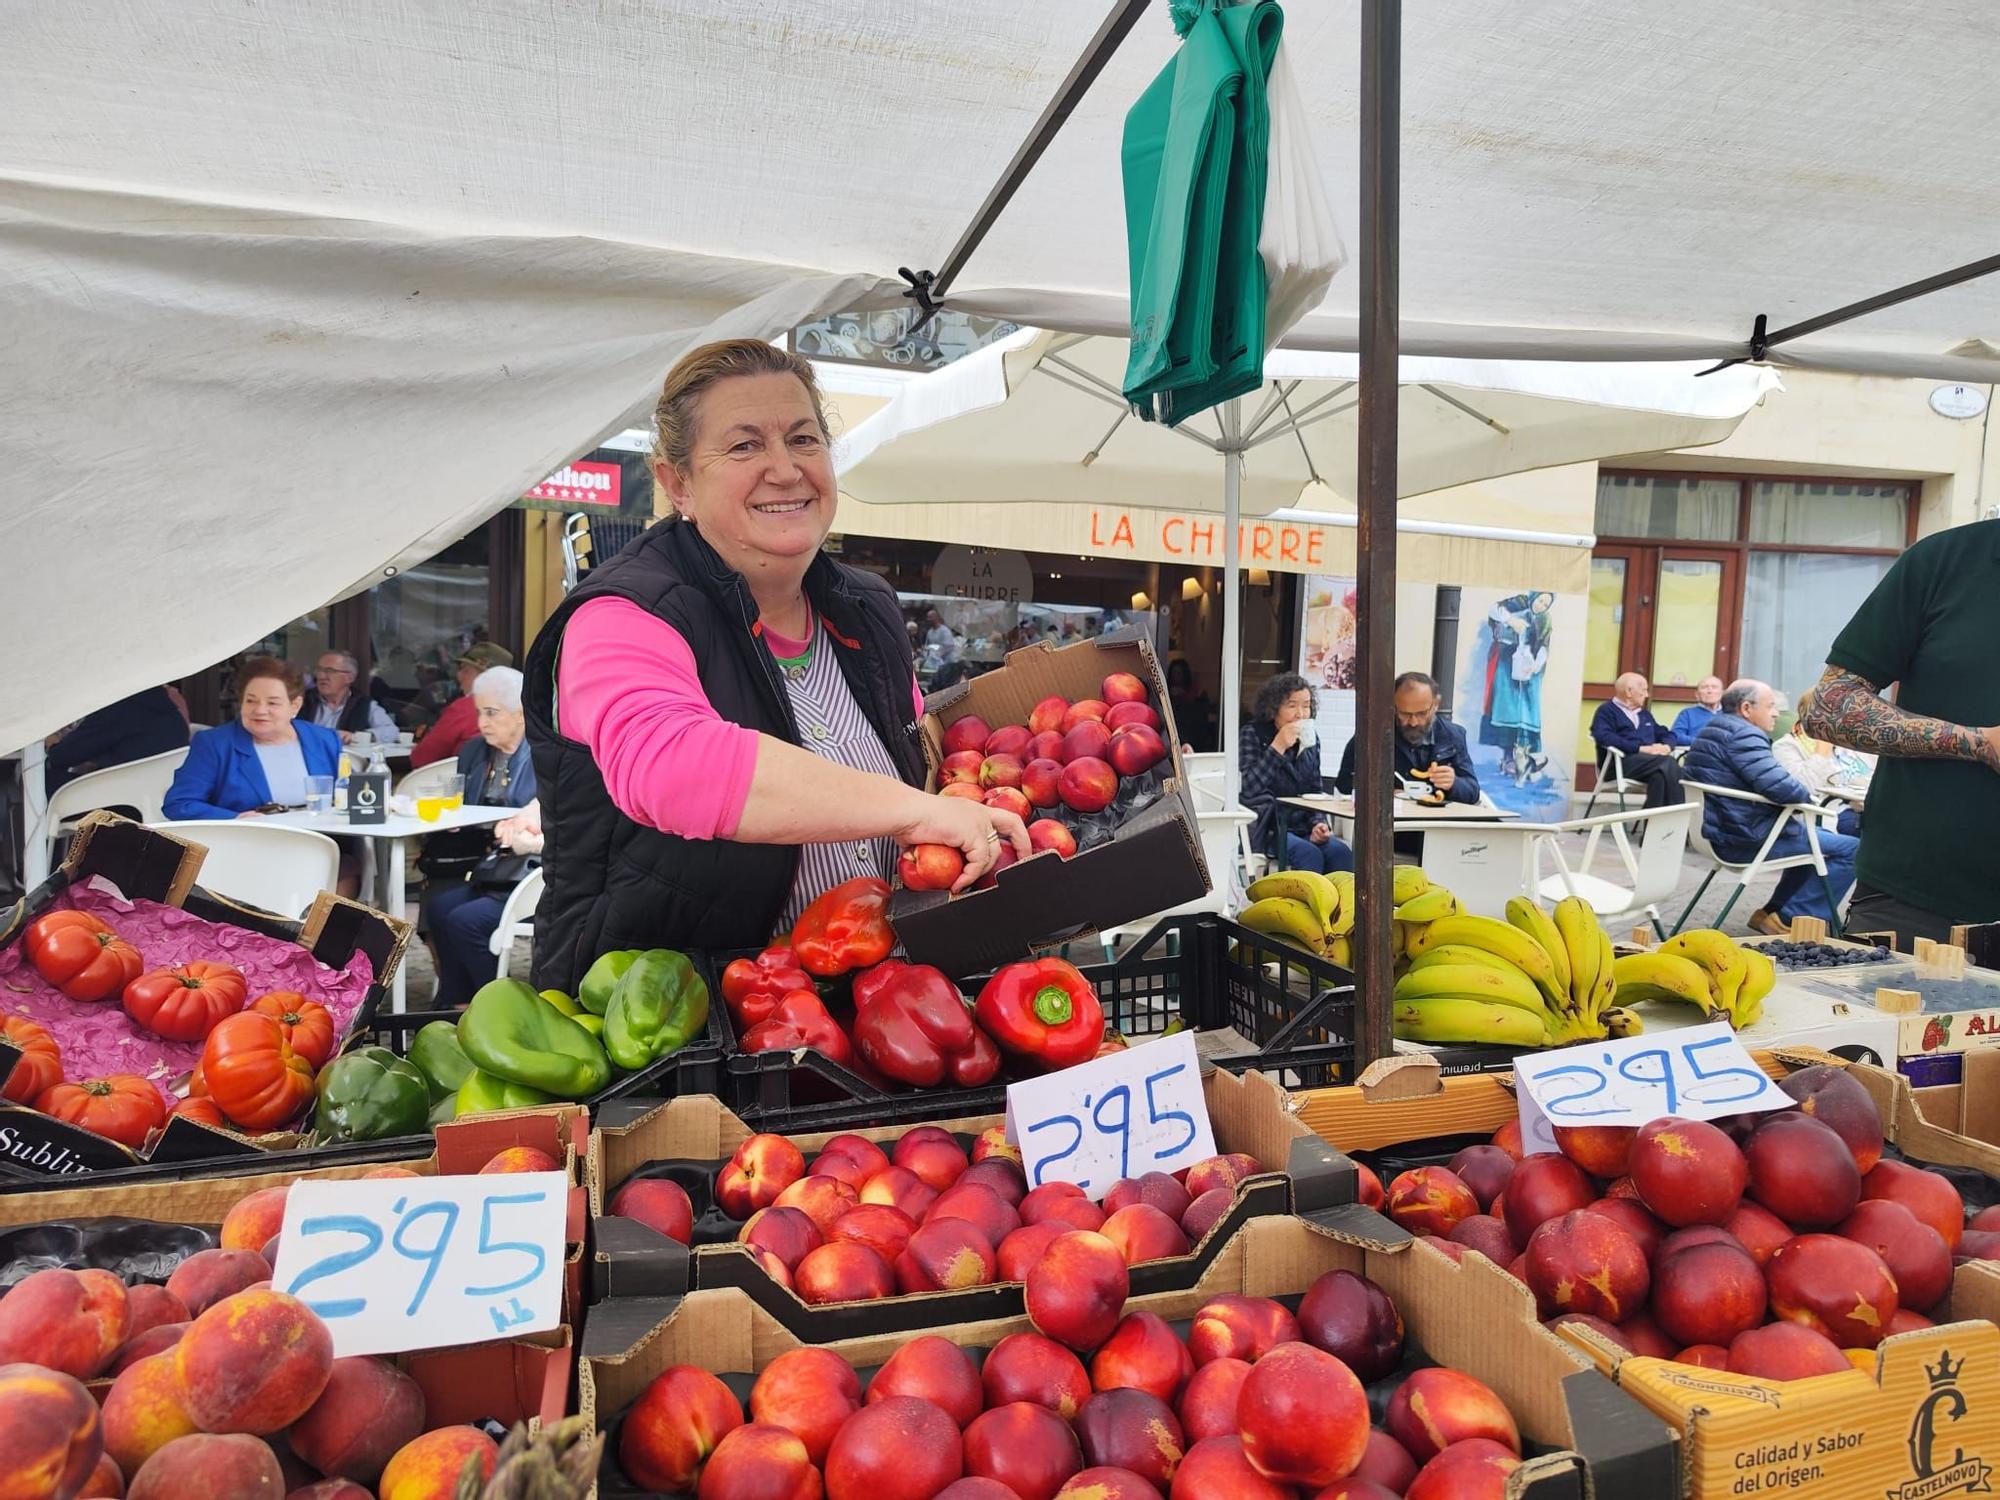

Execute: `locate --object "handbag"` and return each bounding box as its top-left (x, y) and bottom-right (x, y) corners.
top-left (469, 851), bottom-right (537, 893)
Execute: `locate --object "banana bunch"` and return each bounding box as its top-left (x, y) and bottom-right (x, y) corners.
top-left (1236, 868), bottom-right (1357, 965)
top-left (1612, 928), bottom-right (1776, 1029)
top-left (1391, 895), bottom-right (1628, 1049)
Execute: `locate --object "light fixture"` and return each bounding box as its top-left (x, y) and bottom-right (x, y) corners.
top-left (1131, 590), bottom-right (1152, 611)
top-left (1180, 576), bottom-right (1204, 601)
top-left (1248, 568), bottom-right (1271, 587)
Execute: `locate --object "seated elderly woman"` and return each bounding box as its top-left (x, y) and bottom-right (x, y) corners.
top-left (422, 667), bottom-right (539, 1005)
top-left (1238, 672), bottom-right (1354, 875)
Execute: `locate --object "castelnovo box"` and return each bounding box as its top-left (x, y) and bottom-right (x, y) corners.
top-left (579, 1213), bottom-right (1680, 1500)
top-left (586, 1068), bottom-right (1354, 1333)
top-left (892, 632), bottom-right (1208, 976)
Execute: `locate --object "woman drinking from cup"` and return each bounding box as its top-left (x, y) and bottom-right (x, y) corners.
top-left (1239, 673), bottom-right (1352, 874)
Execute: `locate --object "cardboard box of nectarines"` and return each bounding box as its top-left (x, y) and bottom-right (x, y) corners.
top-left (577, 1212), bottom-right (1680, 1499)
top-left (893, 632), bottom-right (1209, 976)
top-left (585, 1068), bottom-right (1361, 1335)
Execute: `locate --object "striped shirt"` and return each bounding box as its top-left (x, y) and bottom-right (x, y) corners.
top-left (773, 622), bottom-right (901, 934)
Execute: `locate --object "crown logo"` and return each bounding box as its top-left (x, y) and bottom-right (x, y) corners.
top-left (1926, 1350), bottom-right (1964, 1388)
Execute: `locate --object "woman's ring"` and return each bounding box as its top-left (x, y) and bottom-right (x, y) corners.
top-left (987, 831), bottom-right (1001, 843)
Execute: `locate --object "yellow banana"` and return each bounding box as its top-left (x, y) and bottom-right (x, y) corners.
top-left (1392, 920), bottom-right (1410, 961)
top-left (1393, 998), bottom-right (1550, 1048)
top-left (1602, 1006), bottom-right (1645, 1038)
top-left (1392, 865), bottom-right (1431, 905)
top-left (1323, 935), bottom-right (1354, 968)
top-left (1247, 871), bottom-right (1338, 931)
top-left (1394, 963), bottom-right (1551, 1016)
top-left (1394, 886), bottom-right (1459, 924)
top-left (1553, 897), bottom-right (1602, 1014)
top-left (1408, 915), bottom-right (1565, 1007)
top-left (1592, 926), bottom-right (1617, 1023)
top-left (1409, 944), bottom-right (1523, 978)
top-left (1236, 897), bottom-right (1326, 949)
top-left (1612, 951), bottom-right (1721, 1014)
top-left (1506, 897), bottom-right (1572, 999)
top-left (1735, 947), bottom-right (1776, 1028)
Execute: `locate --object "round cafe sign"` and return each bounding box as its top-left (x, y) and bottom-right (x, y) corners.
top-left (1930, 385), bottom-right (1988, 420)
top-left (931, 545), bottom-right (1034, 604)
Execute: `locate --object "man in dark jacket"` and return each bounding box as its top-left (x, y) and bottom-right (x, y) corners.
top-left (45, 687), bottom-right (189, 790)
top-left (1589, 672), bottom-right (1684, 810)
top-left (1335, 672), bottom-right (1481, 804)
top-left (1684, 679), bottom-right (1857, 932)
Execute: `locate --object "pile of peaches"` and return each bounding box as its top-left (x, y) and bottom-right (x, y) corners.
top-left (605, 1124), bottom-right (1268, 1307)
top-left (617, 1255), bottom-right (1526, 1498)
top-left (0, 1145), bottom-right (561, 1499)
top-left (1369, 1063), bottom-right (1994, 1378)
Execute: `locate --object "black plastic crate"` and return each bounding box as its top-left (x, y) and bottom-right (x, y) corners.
top-left (708, 913), bottom-right (1357, 1134)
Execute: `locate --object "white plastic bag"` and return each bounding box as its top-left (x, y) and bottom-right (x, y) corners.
top-left (1259, 37), bottom-right (1345, 352)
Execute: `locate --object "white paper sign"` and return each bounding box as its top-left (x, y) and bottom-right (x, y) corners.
top-left (271, 1172), bottom-right (566, 1357)
top-left (1514, 1022), bottom-right (1792, 1155)
top-left (1004, 1031), bottom-right (1214, 1199)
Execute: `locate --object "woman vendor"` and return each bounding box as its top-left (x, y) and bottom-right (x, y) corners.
top-left (524, 339), bottom-right (1029, 994)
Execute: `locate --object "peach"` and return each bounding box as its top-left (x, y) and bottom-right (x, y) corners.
top-left (287, 1356), bottom-right (424, 1484)
top-left (1767, 1233), bottom-right (1900, 1348)
top-left (871, 1334), bottom-right (983, 1428)
top-left (0, 1360), bottom-right (102, 1500)
top-left (1352, 1428), bottom-right (1418, 1493)
top-left (971, 1127), bottom-right (1022, 1168)
top-left (1649, 1241), bottom-right (1767, 1348)
top-left (894, 1126), bottom-right (971, 1192)
top-left (1405, 1438), bottom-right (1521, 1500)
top-left (1383, 1368), bottom-right (1520, 1464)
top-left (965, 1401), bottom-right (1084, 1500)
top-left (1383, 1167), bottom-right (1478, 1238)
top-left (1187, 1295), bottom-right (1300, 1367)
top-left (175, 1288), bottom-right (332, 1435)
top-left (1168, 1437), bottom-right (1291, 1500)
top-left (1862, 1160), bottom-right (1966, 1250)
top-left (610, 1178), bottom-right (696, 1244)
top-left (1179, 1191), bottom-right (1232, 1246)
top-left (776, 1173), bottom-right (861, 1237)
top-left (1001, 1222), bottom-right (1071, 1283)
top-left (825, 1396), bottom-right (963, 1500)
top-left (984, 1333), bottom-right (1092, 1421)
top-left (1583, 1198), bottom-right (1661, 1261)
top-left (1236, 1343), bottom-right (1368, 1488)
top-left (696, 1422), bottom-right (819, 1500)
top-left (619, 1366), bottom-right (744, 1492)
top-left (127, 1433), bottom-right (283, 1500)
top-left (1354, 1163), bottom-right (1385, 1210)
top-left (1501, 1154), bottom-right (1597, 1246)
top-left (379, 1426), bottom-right (499, 1500)
top-left (896, 1217), bottom-right (997, 1293)
top-left (1296, 1270), bottom-right (1404, 1382)
top-left (1056, 1469), bottom-right (1162, 1499)
top-left (1841, 1199), bottom-right (1952, 1313)
top-left (1183, 1153), bottom-right (1260, 1200)
top-left (1673, 1344), bottom-right (1732, 1370)
top-left (1030, 698), bottom-right (1071, 736)
top-left (1105, 1173), bottom-right (1193, 1223)
top-left (1445, 1214), bottom-right (1518, 1267)
top-left (1553, 1124), bottom-right (1637, 1179)
top-left (932, 1183), bottom-right (1024, 1249)
top-left (962, 1158), bottom-right (1030, 1207)
top-left (1022, 1183), bottom-right (1106, 1233)
top-left (821, 1134), bottom-right (891, 1178)
top-left (1778, 1063), bottom-right (1885, 1174)
top-left (944, 716), bottom-right (993, 756)
top-left (861, 1165), bottom-right (941, 1223)
top-left (1524, 1210), bottom-right (1649, 1322)
top-left (827, 1204), bottom-right (918, 1265)
top-left (165, 1250), bottom-right (270, 1318)
top-left (741, 1206), bottom-right (824, 1273)
top-left (479, 1146), bottom-right (558, 1174)
top-left (1101, 1205), bottom-right (1191, 1266)
top-left (718, 1134), bottom-right (808, 1219)
top-left (123, 1284), bottom-right (190, 1342)
top-left (287, 1481), bottom-right (373, 1500)
top-left (1490, 1120), bottom-right (1525, 1160)
top-left (1090, 1313), bottom-right (1194, 1403)
top-left (986, 725), bottom-right (1035, 759)
top-left (77, 1451), bottom-right (124, 1499)
top-left (1444, 1145), bottom-right (1515, 1210)
top-left (796, 1242), bottom-right (896, 1304)
top-left (0, 1266), bottom-right (130, 1378)
top-left (1074, 1389), bottom-right (1182, 1490)
top-left (1745, 1113), bottom-right (1861, 1229)
top-left (102, 1352), bottom-right (198, 1478)
top-left (220, 1187), bottom-right (290, 1253)
top-left (1027, 1232), bottom-right (1129, 1353)
top-left (1723, 1201), bottom-right (1793, 1267)
top-left (1726, 1322), bottom-right (1850, 1380)
top-left (1628, 1117), bottom-right (1746, 1228)
top-left (751, 1347), bottom-right (861, 1464)
top-left (1176, 1357), bottom-right (1250, 1444)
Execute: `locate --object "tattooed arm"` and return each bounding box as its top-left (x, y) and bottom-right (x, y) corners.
top-left (1801, 666), bottom-right (2000, 771)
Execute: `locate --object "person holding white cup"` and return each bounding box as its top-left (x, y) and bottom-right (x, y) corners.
top-left (1239, 673), bottom-right (1353, 875)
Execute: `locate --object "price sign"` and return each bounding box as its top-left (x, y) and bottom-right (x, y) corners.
top-left (1514, 1022), bottom-right (1791, 1155)
top-left (270, 1172), bottom-right (566, 1357)
top-left (1004, 1031), bottom-right (1214, 1199)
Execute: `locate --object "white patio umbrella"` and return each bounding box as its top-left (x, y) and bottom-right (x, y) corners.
top-left (837, 329), bottom-right (1779, 805)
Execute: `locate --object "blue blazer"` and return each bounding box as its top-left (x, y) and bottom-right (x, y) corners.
top-left (455, 737), bottom-right (537, 809)
top-left (163, 720), bottom-right (343, 820)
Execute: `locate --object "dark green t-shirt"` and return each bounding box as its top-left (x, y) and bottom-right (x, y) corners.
top-left (1827, 518), bottom-right (2000, 921)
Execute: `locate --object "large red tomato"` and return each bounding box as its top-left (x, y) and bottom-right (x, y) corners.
top-left (23, 911), bottom-right (143, 1002)
top-left (35, 1075), bottom-right (167, 1148)
top-left (122, 961), bottom-right (248, 1042)
top-left (249, 992), bottom-right (336, 1069)
top-left (201, 1012), bottom-right (314, 1132)
top-left (169, 1096), bottom-right (228, 1129)
top-left (0, 1017), bottom-right (62, 1104)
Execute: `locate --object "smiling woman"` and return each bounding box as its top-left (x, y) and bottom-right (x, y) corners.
top-left (522, 340), bottom-right (1030, 993)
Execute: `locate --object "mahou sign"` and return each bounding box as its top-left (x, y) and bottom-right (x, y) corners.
top-left (526, 461), bottom-right (622, 507)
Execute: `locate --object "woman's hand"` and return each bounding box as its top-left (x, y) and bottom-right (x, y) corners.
top-left (1309, 822), bottom-right (1331, 845)
top-left (898, 793), bottom-right (1032, 894)
top-left (1271, 717), bottom-right (1303, 753)
top-left (235, 810), bottom-right (265, 820)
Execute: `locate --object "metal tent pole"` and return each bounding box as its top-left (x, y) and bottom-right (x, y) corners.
top-left (1220, 402), bottom-right (1244, 811)
top-left (1353, 0), bottom-right (1401, 1066)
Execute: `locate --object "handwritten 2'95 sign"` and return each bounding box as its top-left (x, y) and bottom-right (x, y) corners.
top-left (1514, 1021), bottom-right (1791, 1156)
top-left (1005, 1031), bottom-right (1215, 1200)
top-left (270, 1172), bottom-right (566, 1358)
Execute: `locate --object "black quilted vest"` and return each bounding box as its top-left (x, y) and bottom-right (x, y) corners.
top-left (522, 519), bottom-right (925, 993)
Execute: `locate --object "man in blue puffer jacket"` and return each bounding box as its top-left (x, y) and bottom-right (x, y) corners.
top-left (1684, 680), bottom-right (1858, 933)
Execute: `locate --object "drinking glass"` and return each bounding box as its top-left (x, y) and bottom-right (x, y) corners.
top-left (303, 776), bottom-right (335, 815)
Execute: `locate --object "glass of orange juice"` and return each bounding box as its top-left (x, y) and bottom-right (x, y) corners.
top-left (417, 774), bottom-right (464, 823)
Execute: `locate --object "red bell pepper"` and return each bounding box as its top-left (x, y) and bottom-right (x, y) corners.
top-left (719, 944), bottom-right (817, 1027)
top-left (851, 961), bottom-right (1002, 1090)
top-left (789, 877), bottom-right (895, 978)
top-left (737, 991), bottom-right (856, 1070)
top-left (975, 957), bottom-right (1105, 1072)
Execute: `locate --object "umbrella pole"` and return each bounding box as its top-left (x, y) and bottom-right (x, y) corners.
top-left (1353, 0), bottom-right (1401, 1067)
top-left (1220, 402), bottom-right (1244, 812)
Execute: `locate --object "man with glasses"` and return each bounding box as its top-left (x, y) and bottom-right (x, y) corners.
top-left (1334, 672), bottom-right (1481, 806)
top-left (304, 650), bottom-right (397, 743)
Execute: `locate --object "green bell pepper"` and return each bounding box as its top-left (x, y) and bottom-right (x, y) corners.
top-left (579, 949), bottom-right (640, 1016)
top-left (573, 1013), bottom-right (604, 1039)
top-left (456, 1068), bottom-right (553, 1116)
top-left (408, 1020), bottom-right (474, 1103)
top-left (458, 978), bottom-right (612, 1099)
top-left (428, 1092), bottom-right (460, 1127)
top-left (539, 988), bottom-right (582, 1016)
top-left (603, 949), bottom-right (711, 1073)
top-left (315, 1047), bottom-right (430, 1143)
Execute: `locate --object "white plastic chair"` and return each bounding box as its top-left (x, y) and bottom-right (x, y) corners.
top-left (394, 759), bottom-right (463, 802)
top-left (488, 867), bottom-right (543, 978)
top-left (1527, 802), bottom-right (1698, 940)
top-left (46, 747), bottom-right (189, 864)
top-left (1583, 746), bottom-right (1642, 817)
top-left (1676, 780), bottom-right (1843, 936)
top-left (147, 819), bottom-right (341, 918)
